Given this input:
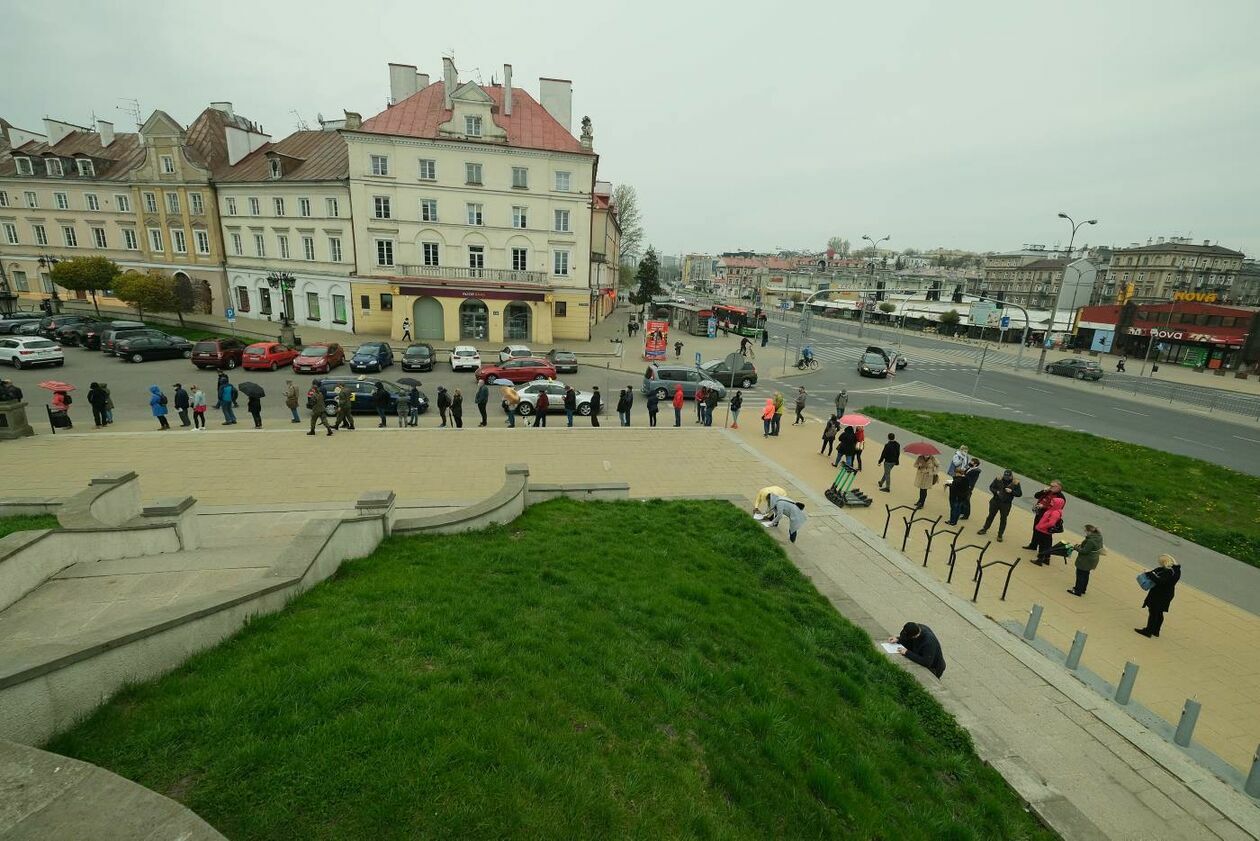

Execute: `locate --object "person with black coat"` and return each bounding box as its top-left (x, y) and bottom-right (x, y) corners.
top-left (589, 386), bottom-right (601, 427)
top-left (563, 386), bottom-right (577, 427)
top-left (960, 458), bottom-right (982, 519)
top-left (173, 383), bottom-right (191, 427)
top-left (451, 388), bottom-right (463, 428)
top-left (474, 381), bottom-right (489, 427)
top-left (87, 382), bottom-right (109, 428)
top-left (820, 415), bottom-right (839, 457)
top-left (533, 389), bottom-right (549, 427)
top-left (876, 433), bottom-right (900, 492)
top-left (890, 622), bottom-right (946, 678)
top-left (1136, 554), bottom-right (1181, 637)
top-left (977, 470), bottom-right (1021, 541)
top-left (946, 467), bottom-right (970, 525)
top-left (728, 390), bottom-right (742, 429)
top-left (616, 387), bottom-right (632, 426)
top-left (436, 386), bottom-right (451, 428)
top-left (373, 382), bottom-right (391, 428)
top-left (246, 391), bottom-right (263, 428)
top-left (833, 426), bottom-right (857, 468)
top-left (646, 390), bottom-right (659, 427)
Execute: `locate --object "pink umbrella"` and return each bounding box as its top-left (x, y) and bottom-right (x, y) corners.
top-left (37, 380), bottom-right (76, 392)
top-left (839, 413), bottom-right (871, 427)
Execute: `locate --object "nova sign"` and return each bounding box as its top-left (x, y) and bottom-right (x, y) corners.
top-left (1125, 327), bottom-right (1219, 343)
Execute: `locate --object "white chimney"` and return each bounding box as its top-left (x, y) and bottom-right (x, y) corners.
top-left (538, 78), bottom-right (572, 132)
top-left (443, 57), bottom-right (458, 109)
top-left (225, 124), bottom-right (271, 165)
top-left (97, 120), bottom-right (115, 147)
top-left (42, 118), bottom-right (78, 145)
top-left (503, 64), bottom-right (513, 116)
top-left (389, 63), bottom-right (419, 104)
top-left (1203, 239), bottom-right (1211, 246)
top-left (344, 111), bottom-right (362, 130)
top-left (210, 101), bottom-right (234, 117)
top-left (416, 72), bottom-right (430, 89)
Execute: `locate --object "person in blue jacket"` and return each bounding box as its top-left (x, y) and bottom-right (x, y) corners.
top-left (148, 385), bottom-right (170, 431)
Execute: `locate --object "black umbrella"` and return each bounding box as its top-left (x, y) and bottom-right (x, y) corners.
top-left (238, 382), bottom-right (266, 398)
top-left (397, 377), bottom-right (422, 387)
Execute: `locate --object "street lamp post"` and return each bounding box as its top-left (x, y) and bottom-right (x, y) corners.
top-left (36, 256), bottom-right (63, 314)
top-left (1036, 212), bottom-right (1097, 374)
top-left (266, 271), bottom-right (297, 346)
top-left (858, 234), bottom-right (890, 338)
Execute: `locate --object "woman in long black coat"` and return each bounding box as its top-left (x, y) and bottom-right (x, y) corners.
top-left (1136, 554), bottom-right (1181, 638)
top-left (833, 426), bottom-right (857, 469)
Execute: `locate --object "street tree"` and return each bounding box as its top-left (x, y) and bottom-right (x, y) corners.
top-left (878, 302), bottom-right (897, 314)
top-left (612, 184), bottom-right (644, 261)
top-left (631, 247), bottom-right (661, 305)
top-left (48, 256), bottom-right (120, 317)
top-left (939, 308), bottom-right (961, 336)
top-left (826, 236), bottom-right (851, 257)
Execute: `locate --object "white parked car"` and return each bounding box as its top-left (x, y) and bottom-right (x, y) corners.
top-left (450, 345), bottom-right (482, 372)
top-left (499, 344), bottom-right (532, 363)
top-left (0, 336), bottom-right (64, 369)
top-left (513, 381), bottom-right (597, 416)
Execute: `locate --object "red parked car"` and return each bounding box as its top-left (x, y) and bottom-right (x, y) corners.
top-left (475, 357), bottom-right (557, 384)
top-left (191, 337), bottom-right (247, 369)
top-left (292, 342), bottom-right (345, 374)
top-left (242, 342), bottom-right (300, 371)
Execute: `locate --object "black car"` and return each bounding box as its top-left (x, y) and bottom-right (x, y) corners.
top-left (857, 351), bottom-right (891, 378)
top-left (81, 320), bottom-right (145, 350)
top-left (0, 312), bottom-right (43, 334)
top-left (38, 314), bottom-right (92, 339)
top-left (700, 358), bottom-right (758, 388)
top-left (349, 342), bottom-right (394, 373)
top-left (546, 349), bottom-right (579, 374)
top-left (866, 345), bottom-right (907, 370)
top-left (1045, 358), bottom-right (1104, 381)
top-left (315, 376), bottom-right (427, 416)
top-left (100, 325), bottom-right (160, 354)
top-left (55, 318), bottom-right (108, 346)
top-left (400, 342), bottom-right (435, 372)
top-left (114, 334), bottom-right (194, 363)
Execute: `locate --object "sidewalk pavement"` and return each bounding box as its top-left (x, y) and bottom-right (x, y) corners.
top-left (727, 411), bottom-right (1260, 778)
top-left (5, 426), bottom-right (1258, 838)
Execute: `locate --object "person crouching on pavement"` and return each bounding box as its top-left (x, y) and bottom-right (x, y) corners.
top-left (753, 485), bottom-right (788, 519)
top-left (888, 622), bottom-right (946, 678)
top-left (762, 492), bottom-right (807, 543)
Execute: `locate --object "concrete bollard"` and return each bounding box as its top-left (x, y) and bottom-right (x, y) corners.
top-left (1023, 604), bottom-right (1043, 640)
top-left (1065, 631), bottom-right (1087, 670)
top-left (1174, 699), bottom-right (1201, 747)
top-left (1114, 662), bottom-right (1139, 706)
top-left (1245, 745), bottom-right (1260, 799)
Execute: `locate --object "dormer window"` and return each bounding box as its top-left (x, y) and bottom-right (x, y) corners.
top-left (269, 158), bottom-right (282, 179)
top-left (76, 159), bottom-right (95, 177)
top-left (46, 158), bottom-right (64, 177)
top-left (465, 116), bottom-right (482, 137)
top-left (160, 155), bottom-right (176, 174)
top-left (14, 157), bottom-right (32, 175)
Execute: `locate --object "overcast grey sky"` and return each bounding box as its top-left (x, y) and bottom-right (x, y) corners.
top-left (5, 0), bottom-right (1257, 258)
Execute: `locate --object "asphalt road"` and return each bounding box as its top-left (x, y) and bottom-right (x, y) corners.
top-left (757, 318), bottom-right (1260, 478)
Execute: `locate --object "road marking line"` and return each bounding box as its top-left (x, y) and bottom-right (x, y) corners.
top-left (1233, 435), bottom-right (1260, 445)
top-left (1062, 408), bottom-right (1095, 417)
top-left (1114, 408), bottom-right (1148, 416)
top-left (1174, 435), bottom-right (1223, 450)
top-left (1027, 386), bottom-right (1051, 394)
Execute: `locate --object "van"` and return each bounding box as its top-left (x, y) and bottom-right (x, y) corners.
top-left (641, 364), bottom-right (727, 401)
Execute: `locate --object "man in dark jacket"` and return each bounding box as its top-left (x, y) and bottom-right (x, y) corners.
top-left (474, 382), bottom-right (489, 427)
top-left (436, 386), bottom-right (451, 428)
top-left (173, 383), bottom-right (191, 427)
top-left (563, 386), bottom-right (577, 427)
top-left (876, 432), bottom-right (900, 492)
top-left (960, 458), bottom-right (982, 519)
top-left (704, 387), bottom-right (718, 428)
top-left (646, 390), bottom-right (659, 427)
top-left (307, 380), bottom-right (334, 436)
top-left (946, 467), bottom-right (970, 525)
top-left (87, 382), bottom-right (109, 427)
top-left (616, 387), bottom-right (632, 426)
top-left (891, 622), bottom-right (946, 678)
top-left (533, 389), bottom-right (549, 427)
top-left (977, 470), bottom-right (1021, 541)
top-left (335, 386), bottom-right (355, 430)
top-left (589, 386), bottom-right (601, 427)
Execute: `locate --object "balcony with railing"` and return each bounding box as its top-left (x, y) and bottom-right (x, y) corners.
top-left (394, 265), bottom-right (547, 284)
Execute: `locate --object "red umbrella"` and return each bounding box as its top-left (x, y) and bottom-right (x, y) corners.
top-left (839, 413), bottom-right (871, 427)
top-left (37, 380), bottom-right (76, 392)
top-left (903, 441), bottom-right (941, 456)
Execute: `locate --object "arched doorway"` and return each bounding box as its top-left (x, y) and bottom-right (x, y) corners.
top-left (413, 296), bottom-right (443, 339)
top-left (504, 301), bottom-right (531, 341)
top-left (459, 299), bottom-right (488, 340)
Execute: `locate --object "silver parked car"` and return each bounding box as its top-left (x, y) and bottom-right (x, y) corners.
top-left (513, 380), bottom-right (597, 416)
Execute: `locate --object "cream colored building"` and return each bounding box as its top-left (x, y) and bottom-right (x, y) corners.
top-left (216, 130), bottom-right (357, 334)
top-left (590, 180), bottom-right (620, 325)
top-left (0, 105), bottom-right (255, 312)
top-left (344, 58), bottom-right (598, 343)
top-left (1107, 238), bottom-right (1244, 302)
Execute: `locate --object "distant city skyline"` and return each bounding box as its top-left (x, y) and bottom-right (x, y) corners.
top-left (3, 0), bottom-right (1256, 258)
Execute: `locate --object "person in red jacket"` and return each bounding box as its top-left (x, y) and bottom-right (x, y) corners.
top-left (672, 384), bottom-right (684, 427)
top-left (1031, 496), bottom-right (1065, 565)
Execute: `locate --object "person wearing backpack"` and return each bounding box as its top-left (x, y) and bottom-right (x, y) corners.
top-left (218, 378), bottom-right (237, 425)
top-left (149, 385), bottom-right (170, 431)
top-left (307, 380), bottom-right (334, 436)
top-left (50, 389), bottom-right (73, 428)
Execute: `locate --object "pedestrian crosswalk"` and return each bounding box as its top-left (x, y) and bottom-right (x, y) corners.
top-left (846, 379), bottom-right (1000, 407)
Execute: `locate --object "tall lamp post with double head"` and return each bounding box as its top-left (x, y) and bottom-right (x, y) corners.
top-left (1036, 212), bottom-right (1097, 373)
top-left (266, 271), bottom-right (297, 346)
top-left (36, 256), bottom-right (63, 314)
top-left (858, 234), bottom-right (890, 338)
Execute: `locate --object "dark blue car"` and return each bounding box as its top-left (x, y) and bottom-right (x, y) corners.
top-left (349, 341), bottom-right (394, 373)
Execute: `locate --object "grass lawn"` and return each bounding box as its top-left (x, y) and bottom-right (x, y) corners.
top-left (46, 500), bottom-right (1053, 841)
top-left (864, 408), bottom-right (1260, 568)
top-left (0, 513), bottom-right (59, 539)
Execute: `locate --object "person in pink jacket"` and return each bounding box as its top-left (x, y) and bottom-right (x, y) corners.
top-left (1032, 496), bottom-right (1065, 565)
top-left (672, 384), bottom-right (684, 427)
top-left (761, 398), bottom-right (775, 438)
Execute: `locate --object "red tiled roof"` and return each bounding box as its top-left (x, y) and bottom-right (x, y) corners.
top-left (360, 83), bottom-right (589, 155)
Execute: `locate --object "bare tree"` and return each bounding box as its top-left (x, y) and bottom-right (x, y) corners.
top-left (612, 184), bottom-right (644, 261)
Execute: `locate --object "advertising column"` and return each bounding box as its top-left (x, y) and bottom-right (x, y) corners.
top-left (644, 320), bottom-right (669, 361)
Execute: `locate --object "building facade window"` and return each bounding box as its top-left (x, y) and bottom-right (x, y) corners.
top-left (0, 191), bottom-right (8, 207)
top-left (195, 229), bottom-right (211, 254)
top-left (122, 228), bottom-right (138, 250)
top-left (554, 171), bottom-right (570, 191)
top-left (259, 287), bottom-right (272, 314)
top-left (274, 197), bottom-right (286, 217)
top-left (465, 116), bottom-right (482, 136)
top-left (326, 197), bottom-right (339, 217)
top-left (555, 301), bottom-right (568, 318)
top-left (225, 197), bottom-right (237, 215)
top-left (77, 159), bottom-right (95, 176)
top-left (91, 226), bottom-right (107, 248)
top-left (149, 228), bottom-right (163, 252)
top-left (511, 247), bottom-right (528, 272)
top-left (172, 229), bottom-right (187, 254)
top-left (332, 294), bottom-right (347, 324)
top-left (298, 197), bottom-right (311, 217)
top-left (374, 196), bottom-right (391, 219)
top-left (15, 158), bottom-right (32, 175)
top-left (54, 192), bottom-right (69, 210)
top-left (468, 245), bottom-right (485, 276)
top-left (512, 206), bottom-right (527, 228)
top-left (190, 192), bottom-right (204, 214)
top-left (2, 223), bottom-right (18, 245)
top-left (62, 226), bottom-right (78, 247)
top-left (24, 191), bottom-right (37, 208)
top-left (277, 234), bottom-right (290, 259)
top-left (306, 291), bottom-right (321, 319)
top-left (160, 155), bottom-right (175, 174)
top-left (512, 167), bottom-right (528, 189)
top-left (553, 250), bottom-right (570, 276)
top-left (360, 295), bottom-right (371, 310)
top-left (248, 197), bottom-right (260, 215)
top-left (465, 162), bottom-right (482, 185)
top-left (230, 232), bottom-right (243, 255)
top-left (418, 159), bottom-right (436, 180)
top-left (269, 159), bottom-right (282, 178)
top-left (329, 236), bottom-right (342, 262)
top-left (166, 192), bottom-right (180, 214)
top-left (375, 239), bottom-right (394, 266)
top-left (47, 159), bottom-right (64, 177)
top-left (33, 224), bottom-right (47, 246)
top-left (85, 193), bottom-right (100, 211)
top-left (370, 155), bottom-right (390, 176)
top-left (420, 198), bottom-right (438, 222)
top-left (254, 233), bottom-right (266, 257)
top-left (236, 286), bottom-right (251, 312)
top-left (422, 242), bottom-right (440, 266)
top-left (380, 293), bottom-right (393, 310)
top-left (302, 236), bottom-right (315, 261)
top-left (554, 209), bottom-right (570, 232)
top-left (466, 203), bottom-right (483, 225)
top-left (144, 192), bottom-right (158, 213)
top-left (12, 270), bottom-right (27, 291)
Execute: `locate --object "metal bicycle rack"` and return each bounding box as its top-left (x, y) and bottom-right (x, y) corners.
top-left (882, 504), bottom-right (916, 539)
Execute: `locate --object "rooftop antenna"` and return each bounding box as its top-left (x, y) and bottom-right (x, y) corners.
top-left (117, 98), bottom-right (142, 128)
top-left (290, 109), bottom-right (311, 131)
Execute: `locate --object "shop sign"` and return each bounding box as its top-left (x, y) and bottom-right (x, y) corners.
top-left (1124, 326), bottom-right (1235, 343)
top-left (1171, 291), bottom-right (1218, 303)
top-left (397, 285), bottom-right (544, 302)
